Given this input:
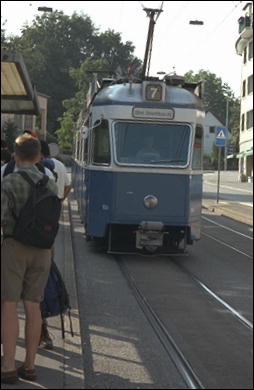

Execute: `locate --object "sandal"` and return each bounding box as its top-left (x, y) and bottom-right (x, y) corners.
top-left (1, 369), bottom-right (19, 384)
top-left (17, 365), bottom-right (37, 381)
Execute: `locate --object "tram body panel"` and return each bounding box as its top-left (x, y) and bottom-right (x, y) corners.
top-left (73, 80), bottom-right (205, 253)
top-left (84, 168), bottom-right (202, 242)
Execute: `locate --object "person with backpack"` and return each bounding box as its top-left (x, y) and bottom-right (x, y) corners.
top-left (1, 153), bottom-right (54, 181)
top-left (1, 134), bottom-right (60, 384)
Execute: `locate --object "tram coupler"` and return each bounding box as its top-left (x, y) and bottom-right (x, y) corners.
top-left (136, 221), bottom-right (165, 252)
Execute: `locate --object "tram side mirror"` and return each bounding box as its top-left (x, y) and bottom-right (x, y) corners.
top-left (93, 119), bottom-right (108, 129)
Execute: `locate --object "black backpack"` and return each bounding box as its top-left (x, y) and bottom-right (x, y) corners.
top-left (13, 171), bottom-right (61, 249)
top-left (40, 259), bottom-right (74, 339)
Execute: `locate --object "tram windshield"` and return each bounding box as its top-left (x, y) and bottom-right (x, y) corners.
top-left (114, 122), bottom-right (191, 167)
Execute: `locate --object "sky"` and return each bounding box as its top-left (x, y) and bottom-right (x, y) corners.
top-left (1, 1), bottom-right (246, 97)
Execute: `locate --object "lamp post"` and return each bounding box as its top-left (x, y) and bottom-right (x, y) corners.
top-left (38, 7), bottom-right (53, 12)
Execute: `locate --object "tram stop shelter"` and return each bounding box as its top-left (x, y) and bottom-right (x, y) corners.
top-left (1, 49), bottom-right (40, 116)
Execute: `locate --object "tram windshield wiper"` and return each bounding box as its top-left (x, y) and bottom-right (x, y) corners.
top-left (149, 159), bottom-right (186, 164)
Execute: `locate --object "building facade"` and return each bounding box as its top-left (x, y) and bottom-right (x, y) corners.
top-left (235, 2), bottom-right (253, 182)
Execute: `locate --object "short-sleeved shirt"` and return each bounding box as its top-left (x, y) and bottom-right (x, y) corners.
top-left (1, 165), bottom-right (58, 237)
top-left (52, 158), bottom-right (71, 199)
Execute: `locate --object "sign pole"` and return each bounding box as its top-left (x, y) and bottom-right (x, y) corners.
top-left (215, 126), bottom-right (228, 204)
top-left (217, 147), bottom-right (221, 203)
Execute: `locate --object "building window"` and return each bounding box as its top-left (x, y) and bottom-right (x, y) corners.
top-left (241, 113), bottom-right (245, 131)
top-left (243, 46), bottom-right (247, 64)
top-left (246, 110), bottom-right (253, 129)
top-left (248, 40), bottom-right (253, 61)
top-left (14, 114), bottom-right (23, 129)
top-left (209, 126), bottom-right (215, 134)
top-left (242, 80), bottom-right (246, 97)
top-left (24, 115), bottom-right (33, 130)
top-left (247, 75), bottom-right (253, 94)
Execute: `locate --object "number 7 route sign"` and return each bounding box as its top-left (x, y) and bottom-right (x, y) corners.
top-left (215, 127), bottom-right (228, 147)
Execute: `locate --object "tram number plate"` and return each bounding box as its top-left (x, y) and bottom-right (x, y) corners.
top-left (146, 84), bottom-right (163, 101)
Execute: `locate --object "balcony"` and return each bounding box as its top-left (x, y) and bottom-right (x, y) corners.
top-left (236, 15), bottom-right (253, 55)
top-left (238, 16), bottom-right (253, 38)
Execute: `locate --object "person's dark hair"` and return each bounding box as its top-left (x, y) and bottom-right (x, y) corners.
top-left (1, 139), bottom-right (8, 149)
top-left (14, 134), bottom-right (41, 161)
top-left (1, 149), bottom-right (12, 164)
top-left (40, 140), bottom-right (50, 157)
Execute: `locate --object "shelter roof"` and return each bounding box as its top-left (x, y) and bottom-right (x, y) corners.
top-left (1, 49), bottom-right (40, 115)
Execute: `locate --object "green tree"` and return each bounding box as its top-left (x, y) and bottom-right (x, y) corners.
top-left (184, 69), bottom-right (240, 159)
top-left (6, 11), bottom-right (97, 133)
top-left (56, 58), bottom-right (109, 150)
top-left (5, 11), bottom-right (141, 140)
top-left (3, 120), bottom-right (19, 152)
top-left (55, 111), bottom-right (75, 152)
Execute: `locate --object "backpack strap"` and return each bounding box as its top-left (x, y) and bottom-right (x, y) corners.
top-left (16, 171), bottom-right (49, 187)
top-left (36, 162), bottom-right (46, 174)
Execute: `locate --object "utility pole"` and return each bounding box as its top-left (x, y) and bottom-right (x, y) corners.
top-left (141, 7), bottom-right (163, 79)
top-left (224, 98), bottom-right (229, 170)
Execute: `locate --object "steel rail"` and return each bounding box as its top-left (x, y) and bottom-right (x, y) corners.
top-left (117, 256), bottom-right (205, 389)
top-left (174, 262), bottom-right (253, 331)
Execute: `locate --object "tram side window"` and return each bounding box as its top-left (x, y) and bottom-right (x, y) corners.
top-left (92, 120), bottom-right (110, 165)
top-left (192, 126), bottom-right (203, 170)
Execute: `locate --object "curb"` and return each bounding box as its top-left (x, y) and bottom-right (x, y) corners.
top-left (62, 199), bottom-right (85, 389)
top-left (202, 203), bottom-right (253, 226)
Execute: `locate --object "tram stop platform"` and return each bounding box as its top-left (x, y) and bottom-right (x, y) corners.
top-left (1, 197), bottom-right (85, 389)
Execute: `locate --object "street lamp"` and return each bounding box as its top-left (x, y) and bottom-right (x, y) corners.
top-left (38, 7), bottom-right (53, 12)
top-left (189, 20), bottom-right (204, 25)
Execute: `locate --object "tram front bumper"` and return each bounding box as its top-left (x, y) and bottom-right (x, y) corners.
top-left (136, 221), bottom-right (165, 252)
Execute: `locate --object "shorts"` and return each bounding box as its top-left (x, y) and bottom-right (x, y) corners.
top-left (1, 238), bottom-right (51, 303)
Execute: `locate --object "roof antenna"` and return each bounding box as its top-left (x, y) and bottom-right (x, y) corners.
top-left (141, 2), bottom-right (164, 79)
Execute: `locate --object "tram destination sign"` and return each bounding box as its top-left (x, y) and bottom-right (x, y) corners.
top-left (132, 107), bottom-right (175, 120)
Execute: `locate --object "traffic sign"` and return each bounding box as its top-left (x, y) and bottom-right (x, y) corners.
top-left (215, 127), bottom-right (228, 147)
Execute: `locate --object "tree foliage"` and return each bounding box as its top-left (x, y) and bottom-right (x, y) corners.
top-left (3, 120), bottom-right (19, 152)
top-left (184, 70), bottom-right (240, 153)
top-left (4, 11), bottom-right (141, 138)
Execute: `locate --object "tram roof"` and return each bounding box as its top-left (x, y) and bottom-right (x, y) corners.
top-left (93, 82), bottom-right (203, 110)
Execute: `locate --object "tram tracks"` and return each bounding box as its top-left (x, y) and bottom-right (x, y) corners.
top-left (116, 253), bottom-right (253, 389)
top-left (172, 260), bottom-right (253, 331)
top-left (117, 256), bottom-right (205, 390)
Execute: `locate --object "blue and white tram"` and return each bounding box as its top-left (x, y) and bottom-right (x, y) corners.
top-left (73, 75), bottom-right (205, 254)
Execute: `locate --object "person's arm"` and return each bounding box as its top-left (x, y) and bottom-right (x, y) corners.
top-left (62, 168), bottom-right (72, 200)
top-left (63, 185), bottom-right (72, 200)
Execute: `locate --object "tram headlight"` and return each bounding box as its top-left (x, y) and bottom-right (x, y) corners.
top-left (143, 195), bottom-right (158, 209)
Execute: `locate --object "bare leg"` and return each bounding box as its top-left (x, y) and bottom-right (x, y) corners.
top-left (1, 301), bottom-right (19, 372)
top-left (23, 300), bottom-right (42, 370)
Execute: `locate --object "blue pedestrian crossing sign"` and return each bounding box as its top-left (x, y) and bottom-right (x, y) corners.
top-left (215, 127), bottom-right (228, 147)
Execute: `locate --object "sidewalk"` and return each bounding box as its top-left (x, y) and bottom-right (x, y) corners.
top-left (1, 198), bottom-right (85, 389)
top-left (202, 170), bottom-right (253, 226)
top-left (202, 199), bottom-right (253, 226)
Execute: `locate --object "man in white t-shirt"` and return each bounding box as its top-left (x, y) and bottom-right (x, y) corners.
top-left (51, 157), bottom-right (72, 200)
top-left (40, 140), bottom-right (72, 200)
